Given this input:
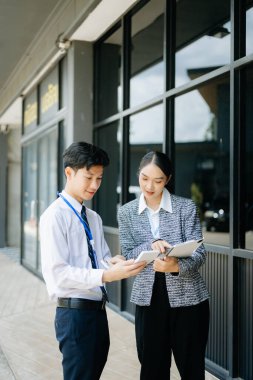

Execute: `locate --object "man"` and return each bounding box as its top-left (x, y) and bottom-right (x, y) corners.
top-left (40, 141), bottom-right (145, 380)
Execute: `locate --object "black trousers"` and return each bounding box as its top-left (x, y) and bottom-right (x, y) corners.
top-left (55, 307), bottom-right (110, 380)
top-left (135, 274), bottom-right (209, 380)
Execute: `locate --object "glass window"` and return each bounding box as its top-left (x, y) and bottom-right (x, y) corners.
top-left (37, 128), bottom-right (58, 271)
top-left (39, 67), bottom-right (59, 124)
top-left (95, 27), bottom-right (122, 122)
top-left (130, 0), bottom-right (165, 107)
top-left (60, 56), bottom-right (68, 109)
top-left (246, 2), bottom-right (253, 56)
top-left (176, 0), bottom-right (230, 87)
top-left (22, 127), bottom-right (60, 271)
top-left (244, 65), bottom-right (253, 250)
top-left (23, 90), bottom-right (38, 134)
top-left (95, 121), bottom-right (120, 227)
top-left (38, 128), bottom-right (58, 215)
top-left (129, 104), bottom-right (164, 199)
top-left (175, 75), bottom-right (230, 246)
top-left (23, 142), bottom-right (38, 268)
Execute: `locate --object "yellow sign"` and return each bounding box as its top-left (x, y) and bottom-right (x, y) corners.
top-left (41, 83), bottom-right (58, 113)
top-left (24, 102), bottom-right (37, 127)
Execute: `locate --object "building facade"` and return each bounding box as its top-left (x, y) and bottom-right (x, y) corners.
top-left (0, 1), bottom-right (252, 379)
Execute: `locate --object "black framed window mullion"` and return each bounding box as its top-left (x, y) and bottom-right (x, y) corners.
top-left (164, 0), bottom-right (176, 190)
top-left (228, 0), bottom-right (245, 378)
top-left (231, 0), bottom-right (246, 249)
top-left (165, 0), bottom-right (175, 93)
top-left (57, 121), bottom-right (65, 192)
top-left (120, 15), bottom-right (131, 206)
top-left (93, 40), bottom-right (100, 124)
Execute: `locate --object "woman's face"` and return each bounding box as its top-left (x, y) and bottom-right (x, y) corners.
top-left (139, 163), bottom-right (169, 204)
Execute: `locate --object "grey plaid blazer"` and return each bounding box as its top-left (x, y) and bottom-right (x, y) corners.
top-left (118, 194), bottom-right (209, 307)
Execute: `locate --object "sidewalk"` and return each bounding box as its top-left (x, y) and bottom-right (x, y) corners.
top-left (0, 249), bottom-right (217, 380)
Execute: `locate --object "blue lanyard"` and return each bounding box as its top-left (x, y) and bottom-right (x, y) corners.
top-left (57, 192), bottom-right (93, 241)
top-left (57, 192), bottom-right (105, 291)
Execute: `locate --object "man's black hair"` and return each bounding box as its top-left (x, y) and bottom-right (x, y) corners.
top-left (63, 141), bottom-right (109, 170)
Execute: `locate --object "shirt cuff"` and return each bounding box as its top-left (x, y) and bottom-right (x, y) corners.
top-left (91, 268), bottom-right (105, 286)
top-left (177, 259), bottom-right (189, 277)
top-left (151, 238), bottom-right (163, 244)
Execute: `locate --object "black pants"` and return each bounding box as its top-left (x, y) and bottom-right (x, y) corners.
top-left (55, 307), bottom-right (110, 380)
top-left (135, 274), bottom-right (209, 380)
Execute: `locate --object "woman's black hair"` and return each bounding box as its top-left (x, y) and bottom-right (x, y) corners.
top-left (63, 141), bottom-right (109, 170)
top-left (138, 151), bottom-right (173, 191)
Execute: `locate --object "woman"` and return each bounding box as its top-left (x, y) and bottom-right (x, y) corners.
top-left (118, 151), bottom-right (209, 380)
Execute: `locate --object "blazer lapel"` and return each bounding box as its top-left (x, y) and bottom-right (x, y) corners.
top-left (159, 197), bottom-right (182, 244)
top-left (138, 208), bottom-right (154, 240)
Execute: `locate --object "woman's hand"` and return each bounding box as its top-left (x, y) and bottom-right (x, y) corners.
top-left (153, 256), bottom-right (179, 273)
top-left (151, 239), bottom-right (171, 254)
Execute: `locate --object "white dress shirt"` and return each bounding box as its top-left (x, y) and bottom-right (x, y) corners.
top-left (39, 190), bottom-right (111, 301)
top-left (138, 188), bottom-right (173, 238)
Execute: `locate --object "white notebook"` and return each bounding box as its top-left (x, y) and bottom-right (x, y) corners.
top-left (135, 250), bottom-right (160, 264)
top-left (166, 239), bottom-right (204, 258)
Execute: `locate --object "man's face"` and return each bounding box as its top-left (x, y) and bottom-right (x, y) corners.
top-left (65, 165), bottom-right (104, 203)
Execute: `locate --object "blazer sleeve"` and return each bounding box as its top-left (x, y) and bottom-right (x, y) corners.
top-left (117, 205), bottom-right (153, 260)
top-left (178, 200), bottom-right (207, 277)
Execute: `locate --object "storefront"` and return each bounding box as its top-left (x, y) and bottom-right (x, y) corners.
top-left (21, 62), bottom-right (66, 274)
top-left (1, 0), bottom-right (251, 379)
top-left (20, 39), bottom-right (94, 274)
top-left (92, 1), bottom-right (253, 379)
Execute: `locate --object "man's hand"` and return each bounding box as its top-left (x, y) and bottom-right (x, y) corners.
top-left (109, 255), bottom-right (126, 264)
top-left (102, 259), bottom-right (146, 283)
top-left (153, 256), bottom-right (179, 273)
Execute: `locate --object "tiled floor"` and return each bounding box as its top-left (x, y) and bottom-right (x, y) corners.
top-left (0, 251), bottom-right (161, 380)
top-left (0, 249), bottom-right (218, 380)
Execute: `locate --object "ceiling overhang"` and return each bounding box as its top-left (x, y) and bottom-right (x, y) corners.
top-left (0, 0), bottom-right (138, 126)
top-left (71, 0), bottom-right (138, 41)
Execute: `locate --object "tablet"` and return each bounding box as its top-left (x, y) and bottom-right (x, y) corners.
top-left (166, 239), bottom-right (204, 258)
top-left (135, 250), bottom-right (160, 264)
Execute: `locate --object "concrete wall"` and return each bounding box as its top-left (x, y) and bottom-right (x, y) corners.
top-left (63, 40), bottom-right (93, 208)
top-left (6, 127), bottom-right (21, 247)
top-left (66, 41), bottom-right (93, 146)
top-left (0, 134), bottom-right (7, 247)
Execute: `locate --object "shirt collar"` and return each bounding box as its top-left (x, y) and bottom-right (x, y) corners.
top-left (61, 190), bottom-right (83, 213)
top-left (138, 188), bottom-right (173, 215)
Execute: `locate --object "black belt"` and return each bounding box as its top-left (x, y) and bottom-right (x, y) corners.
top-left (57, 297), bottom-right (106, 310)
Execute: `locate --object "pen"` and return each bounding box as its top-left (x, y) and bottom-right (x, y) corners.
top-left (164, 247), bottom-right (173, 257)
top-left (101, 259), bottom-right (110, 269)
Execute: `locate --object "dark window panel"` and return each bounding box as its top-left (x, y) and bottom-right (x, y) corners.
top-left (130, 0), bottom-right (165, 107)
top-left (95, 122), bottom-right (120, 227)
top-left (95, 27), bottom-right (122, 122)
top-left (129, 104), bottom-right (164, 199)
top-left (244, 65), bottom-right (253, 250)
top-left (246, 2), bottom-right (253, 55)
top-left (175, 75), bottom-right (230, 246)
top-left (176, 0), bottom-right (230, 87)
